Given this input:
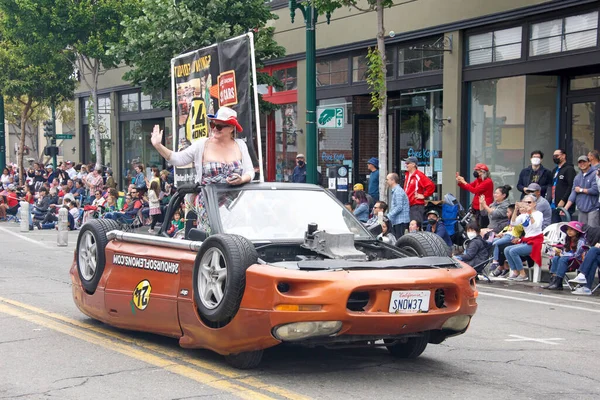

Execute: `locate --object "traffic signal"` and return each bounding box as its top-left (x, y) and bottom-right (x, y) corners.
top-left (43, 120), bottom-right (54, 138)
top-left (44, 145), bottom-right (59, 157)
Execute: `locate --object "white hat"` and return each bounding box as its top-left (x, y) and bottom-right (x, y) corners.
top-left (207, 106), bottom-right (243, 132)
top-left (296, 153), bottom-right (305, 159)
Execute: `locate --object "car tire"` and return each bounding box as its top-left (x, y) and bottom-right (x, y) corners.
top-left (224, 350), bottom-right (264, 369)
top-left (384, 332), bottom-right (430, 359)
top-left (395, 231), bottom-right (450, 257)
top-left (76, 219), bottom-right (121, 294)
top-left (193, 234), bottom-right (258, 326)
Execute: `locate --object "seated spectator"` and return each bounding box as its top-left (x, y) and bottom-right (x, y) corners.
top-left (104, 195), bottom-right (117, 212)
top-left (408, 219), bottom-right (421, 233)
top-left (104, 189), bottom-right (142, 221)
top-left (352, 190), bottom-right (370, 223)
top-left (353, 183), bottom-right (374, 212)
top-left (0, 184), bottom-right (19, 220)
top-left (454, 222), bottom-right (490, 268)
top-left (425, 210), bottom-right (452, 247)
top-left (376, 215), bottom-right (396, 244)
top-left (490, 204), bottom-right (516, 275)
top-left (365, 201), bottom-right (388, 227)
top-left (503, 195), bottom-right (544, 281)
top-left (568, 224), bottom-right (600, 295)
top-left (32, 187), bottom-right (52, 221)
top-left (542, 221), bottom-right (587, 290)
top-left (167, 209), bottom-right (185, 237)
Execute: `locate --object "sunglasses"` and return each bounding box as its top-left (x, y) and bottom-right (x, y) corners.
top-left (210, 122), bottom-right (230, 131)
top-left (524, 201), bottom-right (534, 204)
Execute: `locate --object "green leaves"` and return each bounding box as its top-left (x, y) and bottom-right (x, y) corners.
top-left (114, 0), bottom-right (285, 103)
top-left (366, 47), bottom-right (385, 111)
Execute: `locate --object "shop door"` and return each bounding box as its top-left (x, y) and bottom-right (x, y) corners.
top-left (353, 114), bottom-right (378, 187)
top-left (567, 96), bottom-right (600, 158)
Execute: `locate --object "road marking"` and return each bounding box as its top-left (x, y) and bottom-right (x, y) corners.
top-left (0, 226), bottom-right (51, 249)
top-left (478, 285), bottom-right (600, 306)
top-left (505, 335), bottom-right (565, 345)
top-left (478, 292), bottom-right (600, 313)
top-left (0, 297), bottom-right (310, 400)
top-left (0, 301), bottom-right (276, 400)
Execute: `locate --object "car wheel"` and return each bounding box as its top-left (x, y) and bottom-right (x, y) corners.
top-left (224, 350), bottom-right (263, 369)
top-left (384, 332), bottom-right (430, 359)
top-left (395, 231), bottom-right (450, 257)
top-left (76, 219), bottom-right (121, 294)
top-left (193, 234), bottom-right (258, 325)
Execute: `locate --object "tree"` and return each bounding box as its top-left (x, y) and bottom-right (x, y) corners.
top-left (0, 22), bottom-right (75, 184)
top-left (4, 97), bottom-right (49, 164)
top-left (0, 0), bottom-right (142, 170)
top-left (314, 0), bottom-right (394, 202)
top-left (112, 0), bottom-right (285, 112)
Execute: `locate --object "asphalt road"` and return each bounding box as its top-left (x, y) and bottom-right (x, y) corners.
top-left (1, 222), bottom-right (599, 400)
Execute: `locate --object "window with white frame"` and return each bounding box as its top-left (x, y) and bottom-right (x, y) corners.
top-left (467, 27), bottom-right (523, 65)
top-left (530, 11), bottom-right (598, 56)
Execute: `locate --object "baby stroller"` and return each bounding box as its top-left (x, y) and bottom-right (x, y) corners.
top-left (442, 193), bottom-right (473, 248)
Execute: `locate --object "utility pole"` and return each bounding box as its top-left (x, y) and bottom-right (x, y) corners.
top-left (51, 104), bottom-right (57, 168)
top-left (289, 1), bottom-right (331, 184)
top-left (0, 95), bottom-right (5, 172)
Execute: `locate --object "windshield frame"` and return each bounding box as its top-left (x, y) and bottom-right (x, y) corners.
top-left (207, 184), bottom-right (374, 243)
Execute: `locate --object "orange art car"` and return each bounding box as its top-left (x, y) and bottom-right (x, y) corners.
top-left (71, 183), bottom-right (478, 369)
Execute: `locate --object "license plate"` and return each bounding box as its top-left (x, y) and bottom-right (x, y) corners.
top-left (389, 290), bottom-right (430, 314)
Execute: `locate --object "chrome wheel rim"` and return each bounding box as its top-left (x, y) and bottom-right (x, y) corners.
top-left (78, 231), bottom-right (98, 281)
top-left (197, 248), bottom-right (227, 310)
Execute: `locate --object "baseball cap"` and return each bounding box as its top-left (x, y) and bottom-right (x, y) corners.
top-left (525, 183), bottom-right (542, 193)
top-left (296, 153), bottom-right (305, 159)
top-left (404, 156), bottom-right (418, 165)
top-left (46, 164), bottom-right (53, 169)
top-left (353, 183), bottom-right (364, 191)
top-left (7, 184), bottom-right (15, 191)
top-left (577, 155), bottom-right (589, 163)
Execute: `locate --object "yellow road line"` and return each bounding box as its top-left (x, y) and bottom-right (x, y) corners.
top-left (0, 297), bottom-right (311, 400)
top-left (0, 302), bottom-right (277, 400)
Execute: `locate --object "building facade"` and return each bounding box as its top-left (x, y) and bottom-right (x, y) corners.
top-left (74, 0), bottom-right (600, 198)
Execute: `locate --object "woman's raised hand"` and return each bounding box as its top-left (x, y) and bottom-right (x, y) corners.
top-left (151, 124), bottom-right (163, 147)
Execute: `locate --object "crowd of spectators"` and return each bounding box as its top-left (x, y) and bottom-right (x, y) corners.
top-left (0, 161), bottom-right (180, 236)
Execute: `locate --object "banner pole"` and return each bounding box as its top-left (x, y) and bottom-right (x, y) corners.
top-left (170, 58), bottom-right (177, 186)
top-left (247, 32), bottom-right (264, 183)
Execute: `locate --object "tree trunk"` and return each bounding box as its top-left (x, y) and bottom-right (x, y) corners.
top-left (376, 0), bottom-right (388, 203)
top-left (18, 98), bottom-right (33, 186)
top-left (91, 59), bottom-right (102, 171)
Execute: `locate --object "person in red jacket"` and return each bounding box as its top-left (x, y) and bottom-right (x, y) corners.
top-left (456, 163), bottom-right (494, 228)
top-left (403, 156), bottom-right (435, 223)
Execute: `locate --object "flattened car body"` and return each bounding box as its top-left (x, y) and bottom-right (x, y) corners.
top-left (70, 183), bottom-right (478, 368)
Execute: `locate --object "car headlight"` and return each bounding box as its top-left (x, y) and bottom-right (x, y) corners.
top-left (273, 321), bottom-right (343, 342)
top-left (441, 315), bottom-right (471, 331)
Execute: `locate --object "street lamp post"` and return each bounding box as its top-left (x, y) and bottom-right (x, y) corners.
top-left (289, 1), bottom-right (330, 185)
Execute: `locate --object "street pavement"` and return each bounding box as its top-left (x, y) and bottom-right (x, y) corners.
top-left (1, 222), bottom-right (599, 400)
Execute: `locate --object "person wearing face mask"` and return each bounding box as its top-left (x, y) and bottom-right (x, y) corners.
top-left (454, 222), bottom-right (489, 269)
top-left (425, 210), bottom-right (452, 247)
top-left (517, 150), bottom-right (552, 199)
top-left (549, 149), bottom-right (576, 222)
top-left (456, 163), bottom-right (494, 228)
top-left (292, 154), bottom-right (307, 183)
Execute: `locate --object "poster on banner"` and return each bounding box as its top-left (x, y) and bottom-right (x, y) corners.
top-left (171, 33), bottom-right (259, 186)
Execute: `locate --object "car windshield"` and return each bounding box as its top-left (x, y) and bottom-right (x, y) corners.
top-left (216, 188), bottom-right (372, 241)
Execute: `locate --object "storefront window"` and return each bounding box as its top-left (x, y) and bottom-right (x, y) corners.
top-left (530, 11), bottom-right (598, 56)
top-left (468, 27), bottom-right (522, 65)
top-left (392, 89), bottom-right (443, 197)
top-left (273, 67), bottom-right (297, 92)
top-left (469, 76), bottom-right (557, 202)
top-left (398, 37), bottom-right (444, 76)
top-left (273, 104), bottom-right (298, 182)
top-left (316, 57), bottom-right (348, 86)
top-left (570, 74), bottom-right (600, 90)
top-left (121, 119), bottom-right (166, 187)
top-left (352, 49), bottom-right (393, 82)
top-left (120, 92), bottom-right (139, 113)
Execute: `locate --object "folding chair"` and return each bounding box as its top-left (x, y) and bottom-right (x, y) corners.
top-left (116, 209), bottom-right (143, 232)
top-left (592, 268), bottom-right (600, 293)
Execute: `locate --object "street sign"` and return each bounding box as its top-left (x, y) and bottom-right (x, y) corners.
top-left (55, 134), bottom-right (74, 140)
top-left (317, 107), bottom-right (344, 129)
